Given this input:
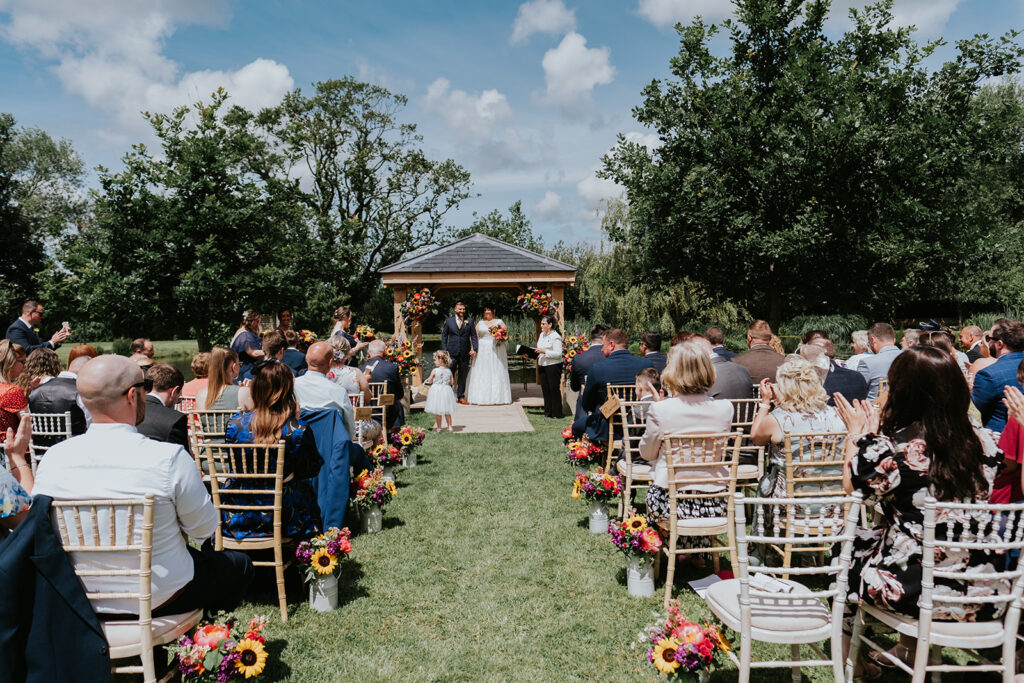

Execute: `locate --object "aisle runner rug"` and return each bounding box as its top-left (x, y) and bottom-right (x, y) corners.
top-left (449, 403), bottom-right (534, 433)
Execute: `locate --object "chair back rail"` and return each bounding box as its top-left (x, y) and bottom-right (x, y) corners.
top-left (615, 399), bottom-right (654, 518)
top-left (367, 381), bottom-right (389, 428)
top-left (603, 384), bottom-right (636, 468)
top-left (782, 431), bottom-right (847, 499)
top-left (175, 396), bottom-right (197, 412)
top-left (27, 411), bottom-right (73, 471)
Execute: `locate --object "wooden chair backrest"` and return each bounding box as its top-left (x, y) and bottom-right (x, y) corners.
top-left (27, 411), bottom-right (73, 469)
top-left (367, 382), bottom-right (389, 427)
top-left (368, 382), bottom-right (387, 400)
top-left (204, 442), bottom-right (286, 542)
top-left (662, 432), bottom-right (742, 489)
top-left (175, 396), bottom-right (197, 412)
top-left (617, 399), bottom-right (652, 466)
top-left (188, 409), bottom-right (238, 442)
top-left (782, 431), bottom-right (847, 499)
top-left (729, 399), bottom-right (761, 430)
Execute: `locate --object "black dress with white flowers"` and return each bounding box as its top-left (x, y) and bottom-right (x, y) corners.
top-left (845, 425), bottom-right (1006, 622)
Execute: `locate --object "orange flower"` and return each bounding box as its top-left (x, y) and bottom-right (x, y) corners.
top-left (673, 622), bottom-right (706, 646)
top-left (193, 624), bottom-right (232, 649)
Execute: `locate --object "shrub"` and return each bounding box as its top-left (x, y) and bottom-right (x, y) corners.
top-left (111, 338), bottom-right (132, 356)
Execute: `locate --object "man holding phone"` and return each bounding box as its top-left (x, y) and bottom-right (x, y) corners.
top-left (5, 300), bottom-right (71, 352)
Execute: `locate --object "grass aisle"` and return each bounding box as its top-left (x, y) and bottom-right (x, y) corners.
top-left (240, 408), bottom-right (834, 681)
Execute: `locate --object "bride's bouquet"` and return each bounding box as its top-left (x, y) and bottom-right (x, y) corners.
top-left (489, 323), bottom-right (508, 344)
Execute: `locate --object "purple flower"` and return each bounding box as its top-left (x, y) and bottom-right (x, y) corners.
top-left (675, 643), bottom-right (703, 670)
top-left (217, 651), bottom-right (241, 681)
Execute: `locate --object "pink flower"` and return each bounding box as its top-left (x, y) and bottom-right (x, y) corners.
top-left (903, 439), bottom-right (929, 473)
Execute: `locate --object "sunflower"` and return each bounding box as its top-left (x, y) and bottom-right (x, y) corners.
top-left (234, 638), bottom-right (268, 678)
top-left (652, 637), bottom-right (681, 674)
top-left (311, 548), bottom-right (338, 575)
top-left (625, 515), bottom-right (647, 532)
top-left (571, 478), bottom-right (582, 499)
top-left (385, 481), bottom-right (397, 496)
top-left (403, 350), bottom-right (412, 358)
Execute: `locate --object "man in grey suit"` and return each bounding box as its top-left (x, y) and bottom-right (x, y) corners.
top-left (693, 335), bottom-right (752, 399)
top-left (857, 322), bottom-right (901, 401)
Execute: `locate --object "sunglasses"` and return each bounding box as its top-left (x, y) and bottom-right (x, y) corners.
top-left (121, 378), bottom-right (153, 395)
top-left (985, 334), bottom-right (1000, 344)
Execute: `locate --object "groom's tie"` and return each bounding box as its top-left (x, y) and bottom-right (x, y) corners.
top-left (457, 317), bottom-right (462, 329)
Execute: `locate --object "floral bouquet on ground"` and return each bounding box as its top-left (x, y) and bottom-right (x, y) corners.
top-left (370, 444), bottom-right (403, 467)
top-left (489, 323), bottom-right (508, 344)
top-left (609, 514), bottom-right (662, 559)
top-left (295, 527), bottom-right (352, 581)
top-left (352, 467), bottom-right (397, 510)
top-left (566, 436), bottom-right (603, 467)
top-left (572, 467), bottom-right (622, 503)
top-left (562, 331), bottom-right (589, 376)
top-left (561, 425), bottom-right (575, 444)
top-left (355, 324), bottom-right (376, 342)
top-left (516, 285), bottom-right (559, 317)
top-left (399, 287), bottom-right (440, 322)
top-left (383, 336), bottom-right (421, 377)
top-left (637, 600), bottom-right (730, 679)
top-left (390, 425), bottom-right (426, 452)
top-left (169, 614), bottom-right (269, 681)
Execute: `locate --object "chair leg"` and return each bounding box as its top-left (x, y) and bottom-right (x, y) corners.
top-left (711, 537), bottom-right (721, 573)
top-left (140, 644), bottom-right (156, 683)
top-left (846, 605), bottom-right (866, 682)
top-left (663, 543), bottom-right (677, 609)
top-left (790, 644), bottom-right (801, 682)
top-left (274, 544), bottom-right (288, 622)
top-left (738, 635), bottom-right (752, 683)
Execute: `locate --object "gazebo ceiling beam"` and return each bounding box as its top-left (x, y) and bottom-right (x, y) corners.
top-left (381, 271), bottom-right (575, 287)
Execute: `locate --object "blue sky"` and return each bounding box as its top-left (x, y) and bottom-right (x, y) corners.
top-left (1, 0), bottom-right (1022, 245)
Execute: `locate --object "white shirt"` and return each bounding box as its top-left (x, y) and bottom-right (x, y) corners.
top-left (293, 370), bottom-right (357, 437)
top-left (34, 423), bottom-right (217, 614)
top-left (536, 330), bottom-right (563, 367)
top-left (846, 352), bottom-right (873, 371)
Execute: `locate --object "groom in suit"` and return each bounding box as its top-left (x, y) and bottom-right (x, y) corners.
top-left (441, 301), bottom-right (478, 404)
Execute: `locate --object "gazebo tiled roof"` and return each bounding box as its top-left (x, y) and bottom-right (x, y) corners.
top-left (380, 233), bottom-right (576, 275)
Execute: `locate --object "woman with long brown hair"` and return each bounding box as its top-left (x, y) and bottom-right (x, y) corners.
top-left (15, 347), bottom-right (61, 395)
top-left (222, 362), bottom-right (322, 539)
top-left (197, 347), bottom-right (252, 411)
top-left (835, 345), bottom-right (1004, 671)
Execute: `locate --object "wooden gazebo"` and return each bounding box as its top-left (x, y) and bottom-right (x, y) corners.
top-left (380, 233), bottom-right (577, 386)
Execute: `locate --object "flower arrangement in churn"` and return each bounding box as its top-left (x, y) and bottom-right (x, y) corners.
top-left (489, 323), bottom-right (508, 344)
top-left (566, 436), bottom-right (603, 467)
top-left (399, 287), bottom-right (440, 322)
top-left (562, 331), bottom-right (589, 376)
top-left (383, 336), bottom-right (421, 377)
top-left (169, 614), bottom-right (270, 681)
top-left (352, 468), bottom-right (397, 510)
top-left (516, 285), bottom-right (558, 317)
top-left (610, 514), bottom-right (662, 559)
top-left (572, 467), bottom-right (622, 503)
top-left (355, 324), bottom-right (376, 341)
top-left (370, 444), bottom-right (403, 467)
top-left (636, 600), bottom-right (730, 679)
top-left (390, 425), bottom-right (426, 456)
top-left (295, 527), bottom-right (352, 581)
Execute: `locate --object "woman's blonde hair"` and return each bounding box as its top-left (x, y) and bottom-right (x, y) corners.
top-left (773, 356), bottom-right (829, 413)
top-left (328, 334), bottom-right (351, 365)
top-left (205, 346), bottom-right (239, 409)
top-left (433, 350), bottom-right (451, 367)
top-left (661, 341), bottom-right (715, 396)
top-left (0, 340), bottom-right (26, 383)
top-left (769, 334), bottom-right (785, 355)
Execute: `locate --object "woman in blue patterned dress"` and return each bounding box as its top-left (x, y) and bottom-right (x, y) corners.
top-left (1, 419), bottom-right (34, 533)
top-left (223, 362), bottom-right (322, 540)
top-left (230, 309), bottom-right (265, 378)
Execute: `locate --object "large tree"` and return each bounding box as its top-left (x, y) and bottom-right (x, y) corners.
top-left (601, 0), bottom-right (1024, 323)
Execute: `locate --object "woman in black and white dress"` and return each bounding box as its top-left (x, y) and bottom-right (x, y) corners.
top-left (534, 314), bottom-right (563, 418)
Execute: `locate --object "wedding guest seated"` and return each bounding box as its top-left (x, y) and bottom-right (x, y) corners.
top-left (128, 337), bottom-right (154, 362)
top-left (900, 328), bottom-right (921, 350)
top-left (971, 317), bottom-right (1024, 432)
top-left (230, 309), bottom-right (265, 378)
top-left (670, 330), bottom-right (694, 346)
top-left (630, 367), bottom-right (662, 433)
top-left (733, 320), bottom-right (785, 384)
top-left (846, 330), bottom-right (873, 371)
top-left (294, 342), bottom-right (356, 437)
top-left (803, 339), bottom-right (867, 406)
top-left (994, 384), bottom-right (1024, 508)
top-left (834, 346), bottom-right (1004, 672)
top-left (28, 354), bottom-right (90, 441)
top-left (222, 362), bottom-right (323, 540)
top-left (960, 325), bottom-right (987, 363)
top-left (181, 352), bottom-right (210, 397)
top-left (0, 340), bottom-right (28, 436)
top-left (691, 334), bottom-right (751, 399)
top-left (16, 347), bottom-right (61, 397)
top-left (768, 334), bottom-right (786, 356)
top-left (66, 343), bottom-right (99, 369)
top-left (137, 363), bottom-right (190, 452)
top-left (569, 325), bottom-right (608, 433)
top-left (362, 339), bottom-right (406, 431)
top-left (239, 330), bottom-right (288, 383)
top-left (4, 299), bottom-right (70, 352)
top-left (638, 342), bottom-right (733, 562)
top-left (918, 330), bottom-right (969, 375)
top-left (1, 418), bottom-right (33, 532)
top-left (327, 335), bottom-right (370, 405)
top-left (856, 322), bottom-right (902, 401)
top-left (751, 356), bottom-right (845, 500)
top-left (705, 326), bottom-right (736, 360)
top-left (196, 347), bottom-right (253, 414)
top-left (578, 328), bottom-right (654, 442)
top-left (639, 331), bottom-right (667, 373)
top-left (34, 355), bottom-right (253, 616)
top-left (282, 330), bottom-right (308, 377)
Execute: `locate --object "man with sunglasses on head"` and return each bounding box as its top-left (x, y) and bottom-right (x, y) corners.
top-left (972, 318), bottom-right (1024, 433)
top-left (34, 355), bottom-right (253, 617)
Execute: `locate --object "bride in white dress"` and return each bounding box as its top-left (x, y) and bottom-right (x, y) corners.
top-left (465, 305), bottom-right (512, 405)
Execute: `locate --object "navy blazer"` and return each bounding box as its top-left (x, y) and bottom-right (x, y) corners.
top-left (282, 348), bottom-right (307, 376)
top-left (569, 345), bottom-right (606, 436)
top-left (301, 408), bottom-right (354, 529)
top-left (363, 357), bottom-right (405, 429)
top-left (0, 496), bottom-right (111, 683)
top-left (972, 351), bottom-right (1024, 432)
top-left (578, 350), bottom-right (655, 441)
top-left (440, 316), bottom-right (478, 356)
top-left (4, 319), bottom-right (54, 354)
top-left (824, 361), bottom-right (868, 406)
top-left (644, 351), bottom-right (668, 373)
top-left (713, 345), bottom-right (737, 360)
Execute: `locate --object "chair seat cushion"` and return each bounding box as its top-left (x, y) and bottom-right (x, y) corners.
top-left (861, 603), bottom-right (1004, 639)
top-left (103, 609), bottom-right (203, 655)
top-left (705, 578), bottom-right (831, 633)
top-left (737, 464), bottom-right (758, 479)
top-left (657, 516), bottom-right (729, 531)
top-left (616, 459), bottom-right (652, 477)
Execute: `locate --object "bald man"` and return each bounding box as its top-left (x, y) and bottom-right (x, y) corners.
top-left (34, 355), bottom-right (252, 616)
top-left (294, 342), bottom-right (356, 437)
top-left (961, 325), bottom-right (987, 363)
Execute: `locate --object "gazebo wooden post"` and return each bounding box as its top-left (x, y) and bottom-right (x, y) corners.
top-left (552, 284), bottom-right (565, 333)
top-left (392, 286), bottom-right (408, 342)
top-left (410, 318), bottom-right (423, 387)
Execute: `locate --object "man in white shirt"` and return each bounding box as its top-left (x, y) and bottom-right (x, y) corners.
top-left (34, 355), bottom-right (252, 616)
top-left (294, 341), bottom-right (357, 437)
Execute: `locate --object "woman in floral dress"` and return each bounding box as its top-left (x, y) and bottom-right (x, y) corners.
top-left (834, 345), bottom-right (1004, 670)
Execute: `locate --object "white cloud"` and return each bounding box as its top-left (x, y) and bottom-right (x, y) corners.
top-left (636, 0), bottom-right (734, 28)
top-left (533, 190), bottom-right (563, 220)
top-left (624, 131), bottom-right (661, 153)
top-left (510, 0), bottom-right (576, 44)
top-left (576, 167), bottom-right (623, 213)
top-left (0, 0), bottom-right (294, 131)
top-left (539, 32), bottom-right (615, 117)
top-left (423, 78), bottom-right (513, 138)
top-left (829, 0), bottom-right (963, 34)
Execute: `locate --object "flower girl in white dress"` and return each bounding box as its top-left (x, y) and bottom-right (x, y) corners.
top-left (424, 350), bottom-right (457, 431)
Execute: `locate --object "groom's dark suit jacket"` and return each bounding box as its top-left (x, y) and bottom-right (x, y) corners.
top-left (441, 316), bottom-right (478, 356)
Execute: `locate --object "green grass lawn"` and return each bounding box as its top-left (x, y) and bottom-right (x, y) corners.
top-left (226, 409), bottom-right (853, 682)
top-left (55, 339), bottom-right (198, 363)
